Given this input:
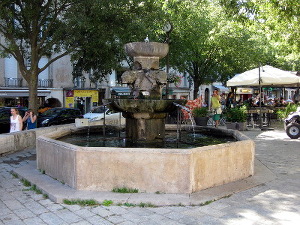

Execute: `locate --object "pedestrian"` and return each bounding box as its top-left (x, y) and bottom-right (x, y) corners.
top-left (23, 109), bottom-right (37, 130)
top-left (226, 92), bottom-right (234, 108)
top-left (10, 108), bottom-right (23, 133)
top-left (211, 89), bottom-right (222, 128)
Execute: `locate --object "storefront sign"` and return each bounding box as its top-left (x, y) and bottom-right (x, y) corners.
top-left (236, 88), bottom-right (253, 94)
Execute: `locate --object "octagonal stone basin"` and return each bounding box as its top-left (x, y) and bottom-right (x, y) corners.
top-left (36, 125), bottom-right (254, 194)
top-left (125, 42), bottom-right (169, 59)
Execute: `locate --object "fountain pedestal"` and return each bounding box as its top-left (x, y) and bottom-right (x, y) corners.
top-left (108, 98), bottom-right (185, 142)
top-left (124, 112), bottom-right (166, 142)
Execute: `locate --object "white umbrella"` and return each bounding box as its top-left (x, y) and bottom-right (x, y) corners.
top-left (226, 65), bottom-right (300, 129)
top-left (227, 65), bottom-right (300, 87)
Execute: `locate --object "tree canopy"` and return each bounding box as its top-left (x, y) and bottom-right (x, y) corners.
top-left (161, 0), bottom-right (271, 98)
top-left (0, 0), bottom-right (75, 111)
top-left (219, 0), bottom-right (300, 71)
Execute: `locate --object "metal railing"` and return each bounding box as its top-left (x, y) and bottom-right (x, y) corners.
top-left (38, 79), bottom-right (53, 88)
top-left (4, 78), bottom-right (23, 87)
top-left (4, 77), bottom-right (53, 88)
top-left (73, 77), bottom-right (86, 88)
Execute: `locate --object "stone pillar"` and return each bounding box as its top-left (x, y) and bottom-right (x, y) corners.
top-left (124, 112), bottom-right (167, 142)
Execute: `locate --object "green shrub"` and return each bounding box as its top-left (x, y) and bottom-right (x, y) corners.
top-left (192, 107), bottom-right (209, 117)
top-left (224, 106), bottom-right (247, 122)
top-left (276, 103), bottom-right (299, 120)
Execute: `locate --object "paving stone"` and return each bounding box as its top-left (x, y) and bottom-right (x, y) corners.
top-left (122, 213), bottom-right (149, 224)
top-left (3, 200), bottom-right (25, 211)
top-left (56, 208), bottom-right (83, 223)
top-left (25, 201), bottom-right (49, 215)
top-left (106, 215), bottom-right (126, 224)
top-left (85, 215), bottom-right (113, 225)
top-left (13, 208), bottom-right (36, 220)
top-left (46, 203), bottom-right (66, 212)
top-left (1, 213), bottom-right (20, 222)
top-left (23, 216), bottom-right (47, 225)
top-left (139, 213), bottom-right (166, 223)
top-left (38, 199), bottom-right (54, 206)
top-left (0, 207), bottom-right (12, 217)
top-left (71, 220), bottom-right (92, 225)
top-left (73, 208), bottom-right (96, 219)
top-left (91, 207), bottom-right (115, 217)
top-left (126, 207), bottom-right (154, 216)
top-left (118, 221), bottom-right (137, 225)
top-left (61, 204), bottom-right (82, 211)
top-left (39, 212), bottom-right (66, 225)
top-left (104, 206), bottom-right (129, 215)
top-left (178, 215), bottom-right (200, 225)
top-left (2, 219), bottom-right (25, 225)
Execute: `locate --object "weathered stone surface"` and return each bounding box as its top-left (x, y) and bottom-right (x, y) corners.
top-left (36, 126), bottom-right (255, 194)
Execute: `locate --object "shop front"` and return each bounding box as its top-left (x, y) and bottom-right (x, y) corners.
top-left (0, 89), bottom-right (51, 108)
top-left (236, 87), bottom-right (253, 102)
top-left (65, 89), bottom-right (101, 114)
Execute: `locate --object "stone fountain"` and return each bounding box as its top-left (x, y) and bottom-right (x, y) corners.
top-left (108, 42), bottom-right (184, 143)
top-left (34, 41), bottom-right (255, 196)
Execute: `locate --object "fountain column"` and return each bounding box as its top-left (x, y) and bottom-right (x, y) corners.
top-left (108, 42), bottom-right (184, 143)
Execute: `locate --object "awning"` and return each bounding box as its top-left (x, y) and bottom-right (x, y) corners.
top-left (213, 85), bottom-right (230, 93)
top-left (0, 89), bottom-right (51, 97)
top-left (111, 87), bottom-right (131, 96)
top-left (227, 65), bottom-right (300, 87)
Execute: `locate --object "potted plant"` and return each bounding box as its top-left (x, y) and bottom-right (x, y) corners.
top-left (224, 106), bottom-right (248, 130)
top-left (192, 107), bottom-right (209, 126)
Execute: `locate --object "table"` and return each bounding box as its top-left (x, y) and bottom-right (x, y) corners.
top-left (247, 108), bottom-right (274, 128)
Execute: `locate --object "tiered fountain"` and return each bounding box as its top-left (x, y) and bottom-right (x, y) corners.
top-left (108, 42), bottom-right (184, 143)
top-left (36, 41), bottom-right (254, 194)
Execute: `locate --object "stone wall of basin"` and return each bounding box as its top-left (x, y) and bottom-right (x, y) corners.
top-left (37, 126), bottom-right (255, 194)
top-left (0, 124), bottom-right (75, 156)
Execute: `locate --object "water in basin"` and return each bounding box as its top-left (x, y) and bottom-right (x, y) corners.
top-left (57, 127), bottom-right (235, 149)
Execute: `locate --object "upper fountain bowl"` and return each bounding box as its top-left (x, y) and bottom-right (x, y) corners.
top-left (125, 42), bottom-right (169, 59)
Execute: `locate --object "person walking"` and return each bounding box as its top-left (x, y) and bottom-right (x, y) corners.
top-left (211, 89), bottom-right (222, 127)
top-left (23, 109), bottom-right (37, 130)
top-left (10, 108), bottom-right (23, 133)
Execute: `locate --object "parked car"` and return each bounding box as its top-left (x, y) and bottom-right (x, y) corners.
top-left (37, 107), bottom-right (83, 127)
top-left (0, 107), bottom-right (27, 133)
top-left (83, 106), bottom-right (123, 121)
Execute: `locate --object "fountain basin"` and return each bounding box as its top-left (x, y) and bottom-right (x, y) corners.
top-left (125, 42), bottom-right (169, 58)
top-left (36, 126), bottom-right (254, 194)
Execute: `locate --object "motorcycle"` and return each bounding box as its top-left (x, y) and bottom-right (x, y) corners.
top-left (285, 106), bottom-right (300, 139)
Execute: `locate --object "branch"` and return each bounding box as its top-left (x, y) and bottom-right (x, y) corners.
top-left (38, 51), bottom-right (69, 73)
top-left (37, 1), bottom-right (73, 50)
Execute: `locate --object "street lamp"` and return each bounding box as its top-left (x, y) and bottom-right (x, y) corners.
top-left (164, 22), bottom-right (172, 99)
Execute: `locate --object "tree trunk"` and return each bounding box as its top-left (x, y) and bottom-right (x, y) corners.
top-left (193, 80), bottom-right (200, 100)
top-left (27, 72), bottom-right (39, 114)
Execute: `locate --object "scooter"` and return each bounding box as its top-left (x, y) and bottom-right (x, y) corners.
top-left (285, 106), bottom-right (300, 139)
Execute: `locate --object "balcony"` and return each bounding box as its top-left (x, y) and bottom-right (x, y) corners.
top-left (38, 79), bottom-right (53, 88)
top-left (5, 78), bottom-right (23, 87)
top-left (73, 77), bottom-right (86, 88)
top-left (4, 77), bottom-right (53, 88)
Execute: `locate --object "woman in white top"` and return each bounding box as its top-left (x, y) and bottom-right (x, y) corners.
top-left (10, 108), bottom-right (23, 133)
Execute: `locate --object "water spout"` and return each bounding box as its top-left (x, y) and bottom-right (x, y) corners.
top-left (173, 102), bottom-right (191, 112)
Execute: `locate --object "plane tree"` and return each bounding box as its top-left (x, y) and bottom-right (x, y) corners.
top-left (219, 0), bottom-right (300, 71)
top-left (163, 0), bottom-right (269, 98)
top-left (0, 0), bottom-right (165, 112)
top-left (0, 0), bottom-right (77, 112)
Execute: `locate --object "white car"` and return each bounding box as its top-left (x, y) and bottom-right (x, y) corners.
top-left (83, 106), bottom-right (123, 121)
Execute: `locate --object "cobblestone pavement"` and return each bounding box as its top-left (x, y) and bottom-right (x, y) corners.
top-left (1, 127), bottom-right (300, 225)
